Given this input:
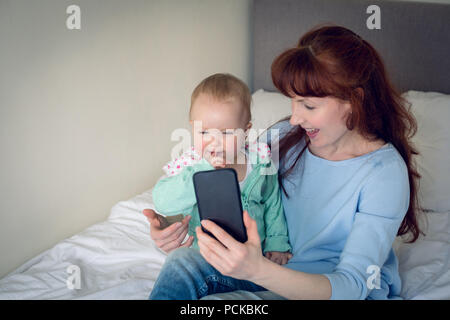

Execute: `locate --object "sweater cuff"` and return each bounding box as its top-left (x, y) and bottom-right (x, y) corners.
top-left (263, 235), bottom-right (291, 253)
top-left (323, 271), bottom-right (367, 300)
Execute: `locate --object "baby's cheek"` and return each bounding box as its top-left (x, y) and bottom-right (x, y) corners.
top-left (202, 138), bottom-right (214, 153)
top-left (192, 134), bottom-right (203, 154)
top-left (193, 136), bottom-right (210, 156)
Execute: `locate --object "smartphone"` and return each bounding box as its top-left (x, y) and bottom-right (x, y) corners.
top-left (193, 168), bottom-right (247, 243)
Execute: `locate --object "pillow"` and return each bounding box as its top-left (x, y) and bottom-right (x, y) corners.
top-left (403, 90), bottom-right (450, 212)
top-left (250, 89), bottom-right (291, 133)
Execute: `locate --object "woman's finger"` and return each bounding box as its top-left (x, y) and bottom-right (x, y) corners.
top-left (174, 225), bottom-right (190, 244)
top-left (196, 226), bottom-right (238, 273)
top-left (200, 219), bottom-right (240, 251)
top-left (160, 238), bottom-right (183, 253)
top-left (159, 241), bottom-right (176, 253)
top-left (180, 235), bottom-right (194, 248)
top-left (160, 225), bottom-right (190, 252)
top-left (157, 221), bottom-right (189, 247)
top-left (197, 229), bottom-right (229, 274)
top-left (143, 209), bottom-right (163, 228)
top-left (196, 224), bottom-right (230, 257)
top-left (159, 227), bottom-right (188, 252)
top-left (151, 219), bottom-right (179, 239)
top-left (157, 215), bottom-right (190, 240)
top-left (199, 245), bottom-right (227, 274)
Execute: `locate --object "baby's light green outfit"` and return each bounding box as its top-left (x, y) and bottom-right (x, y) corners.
top-left (152, 142), bottom-right (291, 254)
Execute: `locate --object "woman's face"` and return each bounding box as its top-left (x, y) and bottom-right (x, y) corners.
top-left (289, 95), bottom-right (353, 152)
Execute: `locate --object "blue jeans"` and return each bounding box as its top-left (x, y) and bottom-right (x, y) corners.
top-left (149, 247), bottom-right (267, 300)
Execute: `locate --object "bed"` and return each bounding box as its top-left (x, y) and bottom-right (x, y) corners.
top-left (1, 0), bottom-right (449, 300)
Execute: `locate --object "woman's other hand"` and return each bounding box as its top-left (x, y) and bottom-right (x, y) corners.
top-left (142, 209), bottom-right (194, 253)
top-left (196, 210), bottom-right (266, 282)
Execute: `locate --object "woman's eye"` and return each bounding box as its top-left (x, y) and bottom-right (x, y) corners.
top-left (200, 131), bottom-right (208, 135)
top-left (295, 99), bottom-right (315, 110)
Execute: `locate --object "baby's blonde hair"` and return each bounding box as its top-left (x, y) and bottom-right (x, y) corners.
top-left (190, 73), bottom-right (252, 124)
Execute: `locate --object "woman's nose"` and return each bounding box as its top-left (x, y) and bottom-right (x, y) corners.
top-left (289, 110), bottom-right (305, 126)
top-left (289, 103), bottom-right (305, 126)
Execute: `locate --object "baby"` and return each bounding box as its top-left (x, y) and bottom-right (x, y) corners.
top-left (152, 73), bottom-right (291, 265)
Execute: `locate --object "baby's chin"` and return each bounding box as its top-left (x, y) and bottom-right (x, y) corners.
top-left (221, 156), bottom-right (247, 166)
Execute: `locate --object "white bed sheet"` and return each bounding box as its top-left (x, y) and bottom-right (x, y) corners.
top-left (0, 187), bottom-right (449, 300)
top-left (393, 210), bottom-right (450, 300)
top-left (0, 187), bottom-right (166, 300)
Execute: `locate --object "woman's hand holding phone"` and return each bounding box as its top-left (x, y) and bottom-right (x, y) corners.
top-left (196, 210), bottom-right (267, 282)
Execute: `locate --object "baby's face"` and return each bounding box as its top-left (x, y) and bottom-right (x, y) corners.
top-left (190, 93), bottom-right (250, 164)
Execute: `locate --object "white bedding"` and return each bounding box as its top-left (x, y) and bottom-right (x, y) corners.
top-left (0, 184), bottom-right (449, 300)
top-left (394, 211), bottom-right (450, 300)
top-left (0, 187), bottom-right (166, 300)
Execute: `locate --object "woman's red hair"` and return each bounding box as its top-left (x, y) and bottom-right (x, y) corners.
top-left (271, 25), bottom-right (423, 243)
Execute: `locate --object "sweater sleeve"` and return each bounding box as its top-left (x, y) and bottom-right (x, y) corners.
top-left (152, 156), bottom-right (214, 216)
top-left (261, 169), bottom-right (292, 253)
top-left (323, 159), bottom-right (410, 299)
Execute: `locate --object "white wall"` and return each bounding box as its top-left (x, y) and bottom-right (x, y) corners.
top-left (0, 0), bottom-right (252, 278)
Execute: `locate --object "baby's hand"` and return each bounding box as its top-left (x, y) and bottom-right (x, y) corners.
top-left (264, 251), bottom-right (292, 265)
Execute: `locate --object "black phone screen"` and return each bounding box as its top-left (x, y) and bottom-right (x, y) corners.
top-left (193, 168), bottom-right (247, 243)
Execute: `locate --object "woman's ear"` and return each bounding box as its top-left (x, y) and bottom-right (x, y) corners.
top-left (355, 87), bottom-right (364, 101)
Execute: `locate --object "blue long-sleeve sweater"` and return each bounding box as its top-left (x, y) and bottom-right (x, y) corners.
top-left (267, 121), bottom-right (409, 299)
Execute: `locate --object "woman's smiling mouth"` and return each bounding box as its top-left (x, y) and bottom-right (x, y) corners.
top-left (305, 128), bottom-right (320, 138)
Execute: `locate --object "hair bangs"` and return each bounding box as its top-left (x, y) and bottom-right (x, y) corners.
top-left (271, 47), bottom-right (337, 99)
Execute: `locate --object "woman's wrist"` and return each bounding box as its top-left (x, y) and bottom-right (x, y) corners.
top-left (248, 255), bottom-right (277, 285)
top-left (249, 256), bottom-right (333, 300)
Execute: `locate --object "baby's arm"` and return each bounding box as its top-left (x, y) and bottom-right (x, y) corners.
top-left (152, 149), bottom-right (214, 216)
top-left (261, 167), bottom-right (292, 255)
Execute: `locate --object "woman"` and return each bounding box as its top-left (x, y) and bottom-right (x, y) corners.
top-left (144, 25), bottom-right (422, 300)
